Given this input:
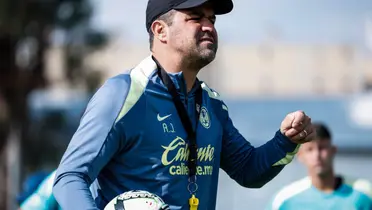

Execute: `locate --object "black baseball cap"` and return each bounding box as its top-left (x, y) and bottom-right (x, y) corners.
top-left (146, 0), bottom-right (234, 32)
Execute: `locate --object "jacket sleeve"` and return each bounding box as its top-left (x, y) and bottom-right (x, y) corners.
top-left (219, 101), bottom-right (300, 188)
top-left (53, 75), bottom-right (131, 210)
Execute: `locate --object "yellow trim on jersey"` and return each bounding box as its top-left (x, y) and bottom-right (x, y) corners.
top-left (201, 83), bottom-right (228, 111)
top-left (272, 144), bottom-right (300, 166)
top-left (201, 83), bottom-right (220, 99)
top-left (115, 55), bottom-right (156, 123)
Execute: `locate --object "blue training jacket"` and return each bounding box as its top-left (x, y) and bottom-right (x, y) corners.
top-left (53, 55), bottom-right (299, 210)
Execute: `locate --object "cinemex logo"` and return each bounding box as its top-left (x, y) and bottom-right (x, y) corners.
top-left (161, 137), bottom-right (214, 176)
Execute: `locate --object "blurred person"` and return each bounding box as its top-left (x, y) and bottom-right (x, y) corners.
top-left (52, 0), bottom-right (316, 209)
top-left (19, 171), bottom-right (60, 210)
top-left (19, 170), bottom-right (60, 210)
top-left (267, 122), bottom-right (372, 210)
top-left (17, 170), bottom-right (60, 210)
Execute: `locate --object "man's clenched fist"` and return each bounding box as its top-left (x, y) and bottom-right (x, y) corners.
top-left (280, 110), bottom-right (315, 144)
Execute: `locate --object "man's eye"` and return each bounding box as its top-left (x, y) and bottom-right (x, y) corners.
top-left (189, 17), bottom-right (216, 25)
top-left (189, 17), bottom-right (202, 21)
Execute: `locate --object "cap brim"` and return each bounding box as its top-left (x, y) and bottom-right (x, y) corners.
top-left (173, 0), bottom-right (233, 15)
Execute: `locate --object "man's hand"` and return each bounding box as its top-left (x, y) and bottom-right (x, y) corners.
top-left (280, 110), bottom-right (315, 144)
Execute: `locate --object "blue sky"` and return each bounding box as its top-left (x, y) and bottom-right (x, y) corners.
top-left (90, 0), bottom-right (372, 49)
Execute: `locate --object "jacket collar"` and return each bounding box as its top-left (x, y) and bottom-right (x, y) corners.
top-left (151, 56), bottom-right (202, 96)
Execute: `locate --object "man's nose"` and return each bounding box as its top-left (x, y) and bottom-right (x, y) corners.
top-left (200, 19), bottom-right (215, 33)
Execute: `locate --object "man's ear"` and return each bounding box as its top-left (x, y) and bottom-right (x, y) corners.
top-left (151, 20), bottom-right (168, 42)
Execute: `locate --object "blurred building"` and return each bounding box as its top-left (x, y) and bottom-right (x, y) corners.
top-left (45, 40), bottom-right (372, 98)
top-left (216, 44), bottom-right (369, 97)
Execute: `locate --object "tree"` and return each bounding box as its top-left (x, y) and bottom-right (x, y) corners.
top-left (0, 0), bottom-right (107, 208)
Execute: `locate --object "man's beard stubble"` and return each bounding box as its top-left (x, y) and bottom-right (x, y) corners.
top-left (186, 41), bottom-right (218, 71)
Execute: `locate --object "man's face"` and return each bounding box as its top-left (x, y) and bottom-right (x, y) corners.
top-left (298, 138), bottom-right (336, 177)
top-left (168, 3), bottom-right (218, 68)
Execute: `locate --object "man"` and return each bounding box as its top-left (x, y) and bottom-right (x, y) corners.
top-left (19, 170), bottom-right (60, 210)
top-left (53, 0), bottom-right (315, 209)
top-left (267, 123), bottom-right (372, 210)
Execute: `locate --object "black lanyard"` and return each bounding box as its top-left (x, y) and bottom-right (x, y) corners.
top-left (154, 58), bottom-right (202, 178)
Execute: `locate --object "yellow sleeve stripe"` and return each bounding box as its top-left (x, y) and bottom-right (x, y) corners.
top-left (272, 144), bottom-right (300, 166)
